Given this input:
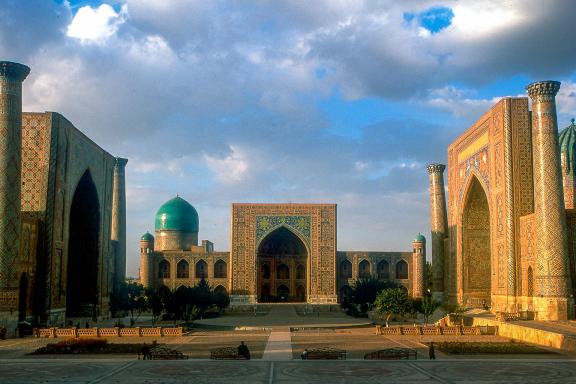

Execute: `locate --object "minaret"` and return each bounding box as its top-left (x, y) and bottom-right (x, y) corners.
top-left (139, 233), bottom-right (154, 288)
top-left (111, 157), bottom-right (128, 289)
top-left (427, 164), bottom-right (448, 300)
top-left (0, 61), bottom-right (30, 291)
top-left (526, 80), bottom-right (572, 320)
top-left (412, 234), bottom-right (426, 298)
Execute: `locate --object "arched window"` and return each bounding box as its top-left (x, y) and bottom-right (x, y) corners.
top-left (527, 266), bottom-right (534, 297)
top-left (277, 284), bottom-right (289, 300)
top-left (296, 264), bottom-right (305, 279)
top-left (277, 264), bottom-right (289, 279)
top-left (377, 260), bottom-right (390, 279)
top-left (296, 285), bottom-right (306, 302)
top-left (358, 260), bottom-right (371, 278)
top-left (396, 260), bottom-right (409, 279)
top-left (214, 260), bottom-right (227, 278)
top-left (340, 260), bottom-right (352, 279)
top-left (195, 260), bottom-right (208, 278)
top-left (262, 264), bottom-right (270, 279)
top-left (214, 285), bottom-right (227, 295)
top-left (158, 260), bottom-right (170, 278)
top-left (176, 260), bottom-right (189, 278)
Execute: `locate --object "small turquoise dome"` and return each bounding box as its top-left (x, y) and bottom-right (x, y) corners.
top-left (413, 233), bottom-right (426, 243)
top-left (154, 196), bottom-right (199, 232)
top-left (140, 232), bottom-right (154, 242)
top-left (560, 119), bottom-right (576, 175)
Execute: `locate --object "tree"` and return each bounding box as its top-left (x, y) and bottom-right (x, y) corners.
top-left (352, 276), bottom-right (398, 313)
top-left (147, 290), bottom-right (164, 326)
top-left (109, 282), bottom-right (149, 326)
top-left (213, 292), bottom-right (230, 313)
top-left (374, 287), bottom-right (412, 327)
top-left (419, 294), bottom-right (440, 325)
top-left (425, 261), bottom-right (433, 291)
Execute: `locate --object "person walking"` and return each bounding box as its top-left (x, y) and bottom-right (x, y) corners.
top-left (429, 342), bottom-right (436, 360)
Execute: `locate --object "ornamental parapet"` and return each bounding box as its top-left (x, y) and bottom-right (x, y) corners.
top-left (427, 163), bottom-right (446, 175)
top-left (526, 81), bottom-right (560, 101)
top-left (0, 61), bottom-right (30, 82)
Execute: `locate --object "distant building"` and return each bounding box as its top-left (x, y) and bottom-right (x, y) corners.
top-left (140, 199), bottom-right (426, 304)
top-left (0, 61), bottom-right (127, 331)
top-left (428, 80), bottom-right (576, 320)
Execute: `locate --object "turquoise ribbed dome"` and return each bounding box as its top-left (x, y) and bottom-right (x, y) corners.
top-left (560, 119), bottom-right (576, 176)
top-left (154, 196), bottom-right (199, 232)
top-left (140, 232), bottom-right (154, 241)
top-left (413, 233), bottom-right (426, 243)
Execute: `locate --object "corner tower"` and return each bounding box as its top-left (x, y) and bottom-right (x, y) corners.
top-left (139, 232), bottom-right (154, 288)
top-left (154, 196), bottom-right (199, 251)
top-left (0, 61), bottom-right (30, 293)
top-left (412, 234), bottom-right (426, 298)
top-left (526, 80), bottom-right (572, 320)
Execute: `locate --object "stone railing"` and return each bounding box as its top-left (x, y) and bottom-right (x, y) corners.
top-left (375, 325), bottom-right (484, 336)
top-left (34, 327), bottom-right (182, 338)
top-left (495, 311), bottom-right (536, 322)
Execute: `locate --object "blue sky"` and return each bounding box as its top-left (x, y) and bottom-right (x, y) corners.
top-left (2, 0), bottom-right (576, 277)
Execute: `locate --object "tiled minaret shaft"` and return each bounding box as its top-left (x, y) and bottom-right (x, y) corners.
top-left (527, 81), bottom-right (571, 319)
top-left (0, 61), bottom-right (29, 288)
top-left (112, 157), bottom-right (128, 289)
top-left (412, 237), bottom-right (426, 298)
top-left (427, 164), bottom-right (447, 297)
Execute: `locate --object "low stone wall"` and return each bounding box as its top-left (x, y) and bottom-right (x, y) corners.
top-left (469, 316), bottom-right (576, 351)
top-left (34, 327), bottom-right (182, 338)
top-left (376, 325), bottom-right (483, 336)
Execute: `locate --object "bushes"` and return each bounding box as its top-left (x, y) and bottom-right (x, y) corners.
top-left (33, 338), bottom-right (154, 354)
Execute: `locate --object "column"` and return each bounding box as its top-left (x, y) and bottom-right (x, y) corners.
top-left (427, 164), bottom-right (448, 300)
top-left (111, 157), bottom-right (128, 289)
top-left (527, 80), bottom-right (572, 320)
top-left (0, 62), bottom-right (30, 292)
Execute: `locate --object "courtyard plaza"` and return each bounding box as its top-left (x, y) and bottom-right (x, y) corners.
top-left (0, 305), bottom-right (576, 383)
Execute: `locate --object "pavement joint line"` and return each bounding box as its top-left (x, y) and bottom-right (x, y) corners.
top-left (408, 361), bottom-right (454, 384)
top-left (267, 361), bottom-right (274, 384)
top-left (87, 360), bottom-right (136, 384)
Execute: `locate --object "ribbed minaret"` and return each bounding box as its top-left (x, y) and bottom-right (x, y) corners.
top-left (527, 80), bottom-right (572, 320)
top-left (412, 234), bottom-right (426, 298)
top-left (111, 157), bottom-right (128, 289)
top-left (139, 233), bottom-right (154, 288)
top-left (427, 164), bottom-right (448, 300)
top-left (0, 61), bottom-right (30, 290)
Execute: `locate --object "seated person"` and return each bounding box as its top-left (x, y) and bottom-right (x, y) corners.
top-left (237, 341), bottom-right (251, 360)
top-left (301, 348), bottom-right (309, 360)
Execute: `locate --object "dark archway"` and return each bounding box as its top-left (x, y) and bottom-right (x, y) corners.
top-left (339, 285), bottom-right (353, 303)
top-left (257, 226), bottom-right (307, 303)
top-left (462, 176), bottom-right (491, 303)
top-left (358, 260), bottom-right (371, 278)
top-left (176, 260), bottom-right (189, 278)
top-left (66, 170), bottom-right (100, 317)
top-left (214, 260), bottom-right (227, 278)
top-left (18, 273), bottom-right (28, 321)
top-left (214, 285), bottom-right (227, 295)
top-left (195, 260), bottom-right (208, 278)
top-left (396, 260), bottom-right (409, 279)
top-left (377, 260), bottom-right (389, 279)
top-left (340, 260), bottom-right (352, 279)
top-left (159, 260), bottom-right (170, 278)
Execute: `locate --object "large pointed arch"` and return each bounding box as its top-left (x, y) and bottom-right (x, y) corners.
top-left (461, 174), bottom-right (491, 305)
top-left (66, 169), bottom-right (100, 317)
top-left (257, 226), bottom-right (308, 302)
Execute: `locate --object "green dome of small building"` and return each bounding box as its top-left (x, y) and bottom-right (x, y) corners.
top-left (140, 232), bottom-right (154, 242)
top-left (413, 233), bottom-right (426, 243)
top-left (155, 196), bottom-right (199, 232)
top-left (559, 119), bottom-right (576, 175)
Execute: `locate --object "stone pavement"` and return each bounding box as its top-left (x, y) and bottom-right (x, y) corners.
top-left (262, 328), bottom-right (292, 360)
top-left (1, 359), bottom-right (576, 383)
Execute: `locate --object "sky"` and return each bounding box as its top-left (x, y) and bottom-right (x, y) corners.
top-left (3, 0), bottom-right (576, 277)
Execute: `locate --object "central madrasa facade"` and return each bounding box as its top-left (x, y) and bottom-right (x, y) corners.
top-left (139, 200), bottom-right (427, 304)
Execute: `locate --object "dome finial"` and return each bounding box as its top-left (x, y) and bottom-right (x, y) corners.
top-left (571, 118), bottom-right (575, 125)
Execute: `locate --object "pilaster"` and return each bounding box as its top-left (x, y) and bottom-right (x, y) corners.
top-left (111, 157), bottom-right (128, 289)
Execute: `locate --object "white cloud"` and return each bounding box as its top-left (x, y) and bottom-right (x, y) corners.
top-left (449, 2), bottom-right (527, 39)
top-left (423, 86), bottom-right (501, 118)
top-left (66, 4), bottom-right (126, 44)
top-left (203, 146), bottom-right (249, 184)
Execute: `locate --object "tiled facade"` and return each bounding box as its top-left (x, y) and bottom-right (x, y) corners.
top-left (0, 62), bottom-right (127, 332)
top-left (141, 203), bottom-right (426, 304)
top-left (431, 81), bottom-right (576, 320)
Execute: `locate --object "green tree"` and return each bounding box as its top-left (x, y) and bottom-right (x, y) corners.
top-left (109, 282), bottom-right (149, 326)
top-left (419, 294), bottom-right (440, 325)
top-left (425, 261), bottom-right (433, 291)
top-left (147, 290), bottom-right (164, 326)
top-left (374, 287), bottom-right (412, 327)
top-left (352, 276), bottom-right (398, 313)
top-left (213, 292), bottom-right (230, 313)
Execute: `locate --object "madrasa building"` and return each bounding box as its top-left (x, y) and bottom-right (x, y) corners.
top-left (139, 200), bottom-right (427, 304)
top-left (0, 61), bottom-right (127, 331)
top-left (428, 80), bottom-right (576, 321)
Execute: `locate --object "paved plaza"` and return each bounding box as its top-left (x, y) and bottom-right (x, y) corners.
top-left (1, 306), bottom-right (576, 383)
